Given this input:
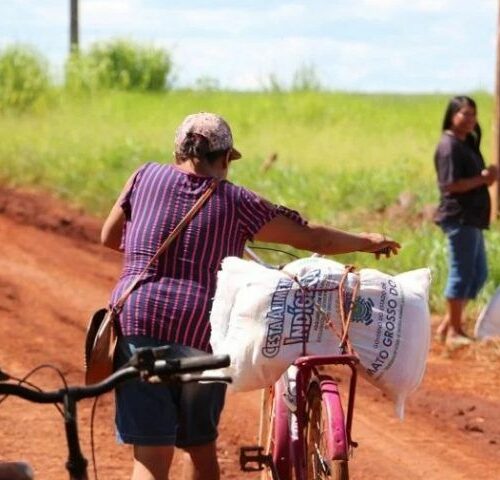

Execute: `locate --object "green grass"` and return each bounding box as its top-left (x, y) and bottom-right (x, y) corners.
top-left (0, 44), bottom-right (50, 111)
top-left (0, 89), bottom-right (498, 315)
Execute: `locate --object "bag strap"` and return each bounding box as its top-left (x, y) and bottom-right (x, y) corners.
top-left (114, 178), bottom-right (219, 311)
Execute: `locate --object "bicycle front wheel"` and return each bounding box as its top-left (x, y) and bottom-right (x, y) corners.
top-left (304, 376), bottom-right (349, 480)
top-left (258, 378), bottom-right (293, 480)
top-left (271, 377), bottom-right (292, 479)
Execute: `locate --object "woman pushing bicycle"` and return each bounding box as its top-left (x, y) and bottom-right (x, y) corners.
top-left (101, 112), bottom-right (401, 480)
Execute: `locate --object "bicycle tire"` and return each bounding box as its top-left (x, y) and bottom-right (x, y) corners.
top-left (304, 376), bottom-right (349, 480)
top-left (266, 378), bottom-right (292, 480)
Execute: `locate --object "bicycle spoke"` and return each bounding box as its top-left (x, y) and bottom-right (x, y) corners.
top-left (313, 443), bottom-right (331, 476)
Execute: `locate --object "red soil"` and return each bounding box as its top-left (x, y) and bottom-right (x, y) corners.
top-left (0, 185), bottom-right (498, 479)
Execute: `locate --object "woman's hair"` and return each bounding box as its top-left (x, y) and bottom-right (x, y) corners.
top-left (175, 132), bottom-right (228, 164)
top-left (441, 95), bottom-right (481, 151)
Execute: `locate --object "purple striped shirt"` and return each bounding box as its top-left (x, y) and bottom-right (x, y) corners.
top-left (110, 162), bottom-right (306, 352)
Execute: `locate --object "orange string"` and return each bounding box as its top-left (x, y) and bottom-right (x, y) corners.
top-left (280, 265), bottom-right (359, 356)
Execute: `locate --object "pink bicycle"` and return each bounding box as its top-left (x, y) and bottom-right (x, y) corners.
top-left (240, 354), bottom-right (358, 480)
top-left (240, 248), bottom-right (360, 480)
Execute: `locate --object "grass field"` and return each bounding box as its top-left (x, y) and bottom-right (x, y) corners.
top-left (0, 89), bottom-right (498, 315)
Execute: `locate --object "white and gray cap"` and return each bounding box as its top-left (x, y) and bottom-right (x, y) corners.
top-left (174, 112), bottom-right (241, 160)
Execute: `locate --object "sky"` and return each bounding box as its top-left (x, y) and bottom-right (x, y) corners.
top-left (0, 0), bottom-right (498, 93)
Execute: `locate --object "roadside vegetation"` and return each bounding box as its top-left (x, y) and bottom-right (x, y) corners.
top-left (65, 39), bottom-right (173, 93)
top-left (0, 44), bottom-right (50, 111)
top-left (0, 42), bottom-right (497, 317)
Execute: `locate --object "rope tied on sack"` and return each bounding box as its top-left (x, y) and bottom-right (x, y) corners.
top-left (337, 266), bottom-right (360, 355)
top-left (280, 265), bottom-right (360, 356)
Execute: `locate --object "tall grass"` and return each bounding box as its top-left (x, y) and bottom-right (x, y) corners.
top-left (0, 44), bottom-right (50, 111)
top-left (65, 39), bottom-right (173, 92)
top-left (0, 89), bottom-right (497, 313)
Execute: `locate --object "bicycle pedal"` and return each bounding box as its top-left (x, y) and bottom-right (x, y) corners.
top-left (239, 446), bottom-right (271, 472)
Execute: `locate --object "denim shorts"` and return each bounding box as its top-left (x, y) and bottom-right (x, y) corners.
top-left (114, 336), bottom-right (227, 447)
top-left (440, 220), bottom-right (488, 300)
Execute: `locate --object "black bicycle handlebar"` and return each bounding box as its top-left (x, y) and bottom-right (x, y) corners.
top-left (0, 349), bottom-right (231, 404)
top-left (0, 347), bottom-right (231, 479)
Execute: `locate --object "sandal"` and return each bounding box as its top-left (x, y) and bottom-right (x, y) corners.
top-left (446, 334), bottom-right (473, 349)
top-left (434, 331), bottom-right (447, 344)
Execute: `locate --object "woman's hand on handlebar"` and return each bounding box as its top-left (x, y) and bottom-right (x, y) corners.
top-left (359, 232), bottom-right (401, 259)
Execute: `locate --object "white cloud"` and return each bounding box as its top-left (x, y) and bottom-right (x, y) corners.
top-left (159, 36), bottom-right (413, 91)
top-left (0, 0), bottom-right (497, 92)
top-left (351, 0), bottom-right (496, 20)
top-left (360, 0), bottom-right (469, 14)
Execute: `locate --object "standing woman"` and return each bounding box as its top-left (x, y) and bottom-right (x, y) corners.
top-left (101, 112), bottom-right (400, 480)
top-left (433, 96), bottom-right (498, 347)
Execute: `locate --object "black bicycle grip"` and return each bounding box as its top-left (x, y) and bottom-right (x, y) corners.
top-left (172, 354), bottom-right (230, 373)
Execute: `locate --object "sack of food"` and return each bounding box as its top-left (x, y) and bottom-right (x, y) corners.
top-left (209, 257), bottom-right (344, 392)
top-left (474, 287), bottom-right (500, 340)
top-left (209, 256), bottom-right (431, 418)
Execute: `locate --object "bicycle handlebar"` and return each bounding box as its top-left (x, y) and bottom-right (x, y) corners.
top-left (0, 348), bottom-right (231, 404)
top-left (0, 347), bottom-right (231, 480)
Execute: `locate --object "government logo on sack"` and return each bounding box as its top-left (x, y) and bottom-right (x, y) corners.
top-left (352, 297), bottom-right (374, 326)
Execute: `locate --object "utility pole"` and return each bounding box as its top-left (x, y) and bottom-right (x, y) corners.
top-left (492, 0), bottom-right (500, 220)
top-left (70, 0), bottom-right (79, 52)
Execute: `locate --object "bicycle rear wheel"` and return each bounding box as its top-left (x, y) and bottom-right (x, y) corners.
top-left (304, 376), bottom-right (349, 480)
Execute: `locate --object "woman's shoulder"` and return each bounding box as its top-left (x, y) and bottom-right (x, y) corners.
top-left (437, 131), bottom-right (455, 147)
top-left (221, 180), bottom-right (259, 199)
top-left (141, 161), bottom-right (171, 172)
top-left (127, 163), bottom-right (179, 191)
top-left (436, 132), bottom-right (463, 156)
top-left (131, 161), bottom-right (166, 175)
top-left (138, 162), bottom-right (185, 180)
top-left (214, 179), bottom-right (242, 203)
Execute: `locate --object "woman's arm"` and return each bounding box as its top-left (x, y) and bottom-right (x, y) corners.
top-left (254, 214), bottom-right (400, 257)
top-left (101, 172), bottom-right (138, 251)
top-left (443, 165), bottom-right (497, 193)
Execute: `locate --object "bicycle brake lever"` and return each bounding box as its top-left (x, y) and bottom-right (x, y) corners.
top-left (151, 346), bottom-right (171, 359)
top-left (128, 348), bottom-right (169, 379)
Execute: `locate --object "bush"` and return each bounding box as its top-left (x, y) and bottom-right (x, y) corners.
top-left (65, 52), bottom-right (103, 93)
top-left (193, 75), bottom-right (221, 92)
top-left (259, 65), bottom-right (322, 93)
top-left (291, 64), bottom-right (322, 92)
top-left (0, 44), bottom-right (50, 111)
top-left (65, 39), bottom-right (173, 92)
top-left (260, 73), bottom-right (285, 93)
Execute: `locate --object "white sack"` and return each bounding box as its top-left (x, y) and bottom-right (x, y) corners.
top-left (209, 256), bottom-right (431, 418)
top-left (474, 287), bottom-right (500, 340)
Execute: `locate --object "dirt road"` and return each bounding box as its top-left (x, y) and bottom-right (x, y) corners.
top-left (0, 186), bottom-right (498, 479)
